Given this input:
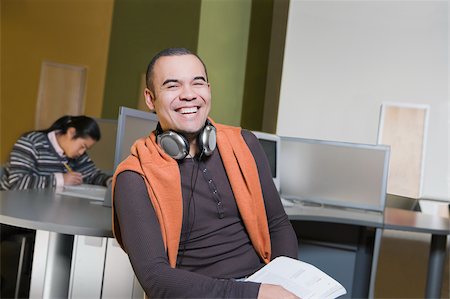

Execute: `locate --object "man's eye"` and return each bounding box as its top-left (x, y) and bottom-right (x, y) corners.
top-left (193, 81), bottom-right (206, 86)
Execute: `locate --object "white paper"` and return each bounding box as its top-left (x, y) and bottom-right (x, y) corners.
top-left (245, 256), bottom-right (346, 299)
top-left (56, 184), bottom-right (106, 201)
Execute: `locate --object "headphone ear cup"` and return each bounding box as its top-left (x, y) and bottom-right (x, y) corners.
top-left (157, 131), bottom-right (189, 160)
top-left (198, 124), bottom-right (216, 157)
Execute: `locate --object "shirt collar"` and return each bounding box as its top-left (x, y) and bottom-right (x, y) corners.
top-left (48, 131), bottom-right (65, 158)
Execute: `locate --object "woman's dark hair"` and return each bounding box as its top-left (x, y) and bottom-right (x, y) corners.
top-left (40, 115), bottom-right (101, 141)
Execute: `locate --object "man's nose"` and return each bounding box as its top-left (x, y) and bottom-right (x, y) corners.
top-left (179, 85), bottom-right (197, 101)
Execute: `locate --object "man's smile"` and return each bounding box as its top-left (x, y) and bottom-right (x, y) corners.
top-left (176, 106), bottom-right (199, 114)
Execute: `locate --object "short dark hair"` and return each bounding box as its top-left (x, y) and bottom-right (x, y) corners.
top-left (145, 47), bottom-right (208, 92)
top-left (40, 115), bottom-right (101, 141)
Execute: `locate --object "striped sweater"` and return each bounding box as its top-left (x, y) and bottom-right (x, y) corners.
top-left (0, 131), bottom-right (111, 190)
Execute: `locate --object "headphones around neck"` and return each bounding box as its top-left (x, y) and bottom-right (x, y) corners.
top-left (156, 120), bottom-right (217, 160)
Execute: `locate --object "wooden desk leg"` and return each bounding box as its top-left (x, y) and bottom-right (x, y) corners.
top-left (425, 234), bottom-right (447, 299)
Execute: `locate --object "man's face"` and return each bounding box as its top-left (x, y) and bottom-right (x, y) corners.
top-left (145, 54), bottom-right (211, 137)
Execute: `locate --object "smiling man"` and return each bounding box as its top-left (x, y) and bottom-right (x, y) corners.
top-left (145, 53), bottom-right (211, 139)
top-left (112, 48), bottom-right (299, 299)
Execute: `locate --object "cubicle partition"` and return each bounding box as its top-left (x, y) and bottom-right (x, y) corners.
top-left (279, 136), bottom-right (390, 298)
top-left (87, 118), bottom-right (118, 174)
top-left (113, 106), bottom-right (159, 169)
top-left (279, 137), bottom-right (390, 211)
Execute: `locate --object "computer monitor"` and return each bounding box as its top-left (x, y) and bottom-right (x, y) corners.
top-left (252, 131), bottom-right (281, 191)
top-left (280, 137), bottom-right (390, 212)
top-left (113, 107), bottom-right (159, 168)
top-left (103, 107), bottom-right (159, 207)
top-left (87, 118), bottom-right (117, 174)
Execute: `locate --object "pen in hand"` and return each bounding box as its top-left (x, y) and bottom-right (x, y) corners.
top-left (63, 163), bottom-right (82, 185)
top-left (63, 162), bottom-right (73, 173)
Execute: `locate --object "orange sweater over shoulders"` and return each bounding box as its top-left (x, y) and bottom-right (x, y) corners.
top-left (112, 120), bottom-right (271, 268)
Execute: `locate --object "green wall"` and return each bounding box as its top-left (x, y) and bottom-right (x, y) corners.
top-left (197, 0), bottom-right (252, 127)
top-left (102, 0), bottom-right (274, 129)
top-left (102, 0), bottom-right (202, 119)
top-left (1, 0), bottom-right (280, 165)
top-left (241, 0), bottom-right (274, 131)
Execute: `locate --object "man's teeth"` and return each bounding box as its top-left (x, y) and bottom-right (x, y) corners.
top-left (179, 107), bottom-right (198, 114)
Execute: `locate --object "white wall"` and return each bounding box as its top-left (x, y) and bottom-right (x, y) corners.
top-left (278, 0), bottom-right (449, 200)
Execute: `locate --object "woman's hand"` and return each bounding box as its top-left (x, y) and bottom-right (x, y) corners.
top-left (257, 283), bottom-right (300, 299)
top-left (63, 172), bottom-right (83, 185)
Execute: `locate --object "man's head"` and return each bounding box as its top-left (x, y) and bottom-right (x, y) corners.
top-left (145, 48), bottom-right (208, 93)
top-left (144, 48), bottom-right (211, 141)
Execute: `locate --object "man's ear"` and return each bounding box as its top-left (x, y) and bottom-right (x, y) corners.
top-left (144, 88), bottom-right (156, 112)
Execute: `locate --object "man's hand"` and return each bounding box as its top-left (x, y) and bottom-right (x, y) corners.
top-left (63, 172), bottom-right (83, 185)
top-left (257, 283), bottom-right (300, 299)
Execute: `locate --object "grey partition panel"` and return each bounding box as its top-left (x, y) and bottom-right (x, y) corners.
top-left (114, 107), bottom-right (159, 169)
top-left (280, 137), bottom-right (390, 211)
top-left (103, 107), bottom-right (159, 208)
top-left (87, 118), bottom-right (117, 173)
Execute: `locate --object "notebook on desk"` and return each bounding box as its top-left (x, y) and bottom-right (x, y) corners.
top-left (56, 184), bottom-right (107, 201)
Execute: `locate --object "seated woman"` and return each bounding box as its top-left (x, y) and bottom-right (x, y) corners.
top-left (1, 115), bottom-right (114, 297)
top-left (0, 115), bottom-right (112, 190)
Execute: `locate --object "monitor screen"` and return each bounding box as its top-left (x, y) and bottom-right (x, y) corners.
top-left (113, 107), bottom-right (159, 169)
top-left (280, 137), bottom-right (390, 211)
top-left (259, 139), bottom-right (277, 178)
top-left (252, 131), bottom-right (281, 191)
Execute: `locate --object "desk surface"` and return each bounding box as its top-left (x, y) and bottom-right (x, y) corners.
top-left (0, 188), bottom-right (113, 237)
top-left (1, 189), bottom-right (448, 238)
top-left (285, 202), bottom-right (449, 235)
top-left (384, 207), bottom-right (450, 235)
top-left (285, 203), bottom-right (384, 228)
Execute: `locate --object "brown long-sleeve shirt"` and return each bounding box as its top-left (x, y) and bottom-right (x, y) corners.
top-left (114, 130), bottom-right (298, 298)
